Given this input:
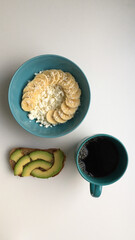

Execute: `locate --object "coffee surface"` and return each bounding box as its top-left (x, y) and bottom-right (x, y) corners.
top-left (78, 137), bottom-right (119, 177)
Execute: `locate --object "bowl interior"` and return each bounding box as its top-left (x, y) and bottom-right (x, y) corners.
top-left (8, 55), bottom-right (90, 137)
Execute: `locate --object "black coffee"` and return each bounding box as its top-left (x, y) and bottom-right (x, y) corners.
top-left (78, 136), bottom-right (119, 178)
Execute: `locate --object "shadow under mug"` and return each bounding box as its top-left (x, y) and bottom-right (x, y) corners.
top-left (76, 134), bottom-right (128, 197)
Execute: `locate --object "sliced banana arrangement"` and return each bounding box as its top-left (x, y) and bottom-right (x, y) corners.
top-left (53, 110), bottom-right (67, 124)
top-left (21, 69), bottom-right (81, 127)
top-left (46, 110), bottom-right (58, 125)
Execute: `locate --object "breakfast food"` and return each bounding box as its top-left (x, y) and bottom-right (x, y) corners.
top-left (21, 69), bottom-right (81, 127)
top-left (9, 148), bottom-right (66, 178)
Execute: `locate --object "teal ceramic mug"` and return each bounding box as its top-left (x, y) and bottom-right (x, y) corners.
top-left (76, 134), bottom-right (128, 197)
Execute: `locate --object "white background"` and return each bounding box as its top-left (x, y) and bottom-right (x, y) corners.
top-left (0, 0), bottom-right (135, 239)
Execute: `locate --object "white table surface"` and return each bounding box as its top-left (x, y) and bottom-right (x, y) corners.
top-left (0, 1), bottom-right (135, 240)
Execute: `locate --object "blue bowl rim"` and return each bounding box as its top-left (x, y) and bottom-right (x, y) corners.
top-left (8, 54), bottom-right (91, 138)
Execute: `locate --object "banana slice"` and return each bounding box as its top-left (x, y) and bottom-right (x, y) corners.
top-left (58, 109), bottom-right (73, 121)
top-left (70, 81), bottom-right (79, 93)
top-left (23, 80), bottom-right (43, 93)
top-left (42, 70), bottom-right (50, 75)
top-left (35, 73), bottom-right (49, 85)
top-left (64, 81), bottom-right (79, 96)
top-left (57, 70), bottom-right (67, 84)
top-left (61, 102), bottom-right (77, 115)
top-left (60, 78), bottom-right (75, 90)
top-left (23, 86), bottom-right (34, 93)
top-left (46, 110), bottom-right (58, 125)
top-left (65, 72), bottom-right (75, 81)
top-left (52, 69), bottom-right (61, 84)
top-left (43, 69), bottom-right (60, 85)
top-left (45, 70), bottom-right (56, 85)
top-left (42, 70), bottom-right (55, 85)
top-left (34, 73), bottom-right (47, 80)
top-left (33, 78), bottom-right (47, 90)
top-left (22, 91), bottom-right (38, 100)
top-left (53, 110), bottom-right (67, 123)
top-left (23, 81), bottom-right (35, 93)
top-left (59, 72), bottom-right (74, 88)
top-left (49, 70), bottom-right (60, 86)
top-left (67, 88), bottom-right (81, 100)
top-left (65, 98), bottom-right (80, 108)
top-left (21, 98), bottom-right (36, 111)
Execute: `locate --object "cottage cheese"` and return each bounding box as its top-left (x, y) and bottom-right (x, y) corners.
top-left (28, 85), bottom-right (65, 127)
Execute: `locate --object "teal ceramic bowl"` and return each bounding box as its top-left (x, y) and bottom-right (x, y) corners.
top-left (8, 54), bottom-right (90, 138)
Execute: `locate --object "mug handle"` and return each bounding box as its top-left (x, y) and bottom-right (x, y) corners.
top-left (90, 183), bottom-right (102, 197)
